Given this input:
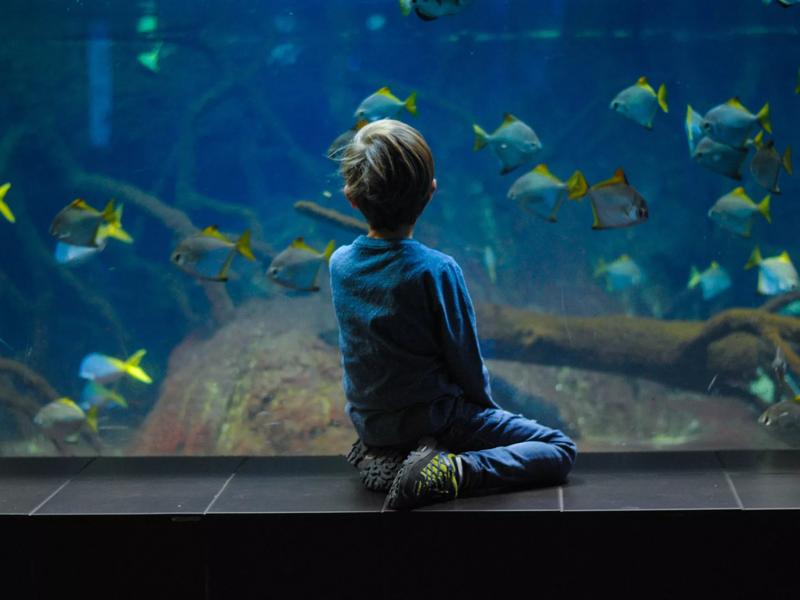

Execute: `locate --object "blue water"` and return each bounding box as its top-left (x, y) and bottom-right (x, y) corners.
top-left (0, 0), bottom-right (798, 452)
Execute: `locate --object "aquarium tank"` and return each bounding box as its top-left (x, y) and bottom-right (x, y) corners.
top-left (0, 0), bottom-right (798, 457)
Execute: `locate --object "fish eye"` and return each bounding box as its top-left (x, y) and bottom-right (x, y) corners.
top-left (268, 266), bottom-right (279, 276)
top-left (172, 253), bottom-right (182, 263)
top-left (611, 101), bottom-right (620, 109)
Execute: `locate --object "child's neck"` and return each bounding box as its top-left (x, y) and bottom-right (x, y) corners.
top-left (367, 224), bottom-right (414, 240)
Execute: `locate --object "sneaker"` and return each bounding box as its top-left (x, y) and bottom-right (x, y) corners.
top-left (384, 437), bottom-right (462, 510)
top-left (346, 438), bottom-right (408, 493)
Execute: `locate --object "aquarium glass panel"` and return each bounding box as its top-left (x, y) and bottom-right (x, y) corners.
top-left (1, 0), bottom-right (798, 456)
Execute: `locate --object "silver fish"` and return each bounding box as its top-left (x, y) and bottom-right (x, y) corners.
top-left (507, 164), bottom-right (588, 222)
top-left (473, 113), bottom-right (543, 175)
top-left (692, 136), bottom-right (748, 180)
top-left (34, 398), bottom-right (98, 447)
top-left (587, 168), bottom-right (648, 230)
top-left (685, 105), bottom-right (704, 155)
top-left (354, 87), bottom-right (417, 122)
top-left (750, 133), bottom-right (792, 193)
top-left (610, 76), bottom-right (668, 130)
top-left (744, 247), bottom-right (799, 296)
top-left (594, 254), bottom-right (643, 292)
top-left (267, 238), bottom-right (335, 292)
top-left (707, 187), bottom-right (770, 238)
top-left (171, 226), bottom-right (254, 282)
top-left (701, 98), bottom-right (771, 148)
top-left (687, 261), bottom-right (731, 300)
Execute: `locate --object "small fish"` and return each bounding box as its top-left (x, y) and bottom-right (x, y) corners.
top-left (707, 187), bottom-right (770, 238)
top-left (171, 226), bottom-right (255, 282)
top-left (267, 238), bottom-right (335, 292)
top-left (399, 0), bottom-right (472, 20)
top-left (54, 241), bottom-right (105, 265)
top-left (326, 119), bottom-right (368, 160)
top-left (483, 245), bottom-right (497, 284)
top-left (507, 164), bottom-right (588, 222)
top-left (744, 247), bottom-right (799, 296)
top-left (701, 98), bottom-right (771, 149)
top-left (610, 76), bottom-right (668, 130)
top-left (137, 41), bottom-right (163, 73)
top-left (0, 182), bottom-right (15, 223)
top-left (750, 131), bottom-right (792, 193)
top-left (80, 349), bottom-right (153, 385)
top-left (50, 199), bottom-right (132, 248)
top-left (759, 396), bottom-right (800, 446)
top-left (687, 261), bottom-right (731, 300)
top-left (587, 168), bottom-right (648, 230)
top-left (136, 15), bottom-right (158, 36)
top-left (354, 87), bottom-right (417, 122)
top-left (473, 113), bottom-right (543, 175)
top-left (79, 380), bottom-right (127, 411)
top-left (685, 105), bottom-right (704, 155)
top-left (594, 254), bottom-right (643, 292)
top-left (34, 398), bottom-right (98, 446)
top-left (691, 136), bottom-right (749, 180)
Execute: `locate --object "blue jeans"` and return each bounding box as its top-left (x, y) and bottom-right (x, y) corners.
top-left (435, 401), bottom-right (577, 492)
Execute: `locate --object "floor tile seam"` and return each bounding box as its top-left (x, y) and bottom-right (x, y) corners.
top-left (28, 457), bottom-right (96, 516)
top-left (722, 470), bottom-right (745, 510)
top-left (203, 457), bottom-right (248, 515)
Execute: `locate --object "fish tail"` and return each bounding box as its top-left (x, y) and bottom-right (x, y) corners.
top-left (472, 124), bottom-right (489, 151)
top-left (404, 92), bottom-right (418, 117)
top-left (322, 239), bottom-right (336, 262)
top-left (398, 0), bottom-right (412, 16)
top-left (593, 258), bottom-right (606, 278)
top-left (101, 203), bottom-right (133, 243)
top-left (0, 182), bottom-right (14, 223)
top-left (657, 83), bottom-right (668, 113)
top-left (756, 102), bottom-right (772, 134)
top-left (744, 246), bottom-right (762, 270)
top-left (111, 391), bottom-right (128, 408)
top-left (758, 194), bottom-right (772, 224)
top-left (86, 406), bottom-right (99, 433)
top-left (217, 248), bottom-right (236, 282)
top-left (236, 229), bottom-right (256, 260)
top-left (565, 170), bottom-right (589, 201)
top-left (124, 349), bottom-right (153, 384)
top-left (783, 146), bottom-right (793, 175)
top-left (687, 266), bottom-right (700, 290)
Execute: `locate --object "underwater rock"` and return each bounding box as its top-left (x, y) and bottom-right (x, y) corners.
top-left (131, 295), bottom-right (354, 455)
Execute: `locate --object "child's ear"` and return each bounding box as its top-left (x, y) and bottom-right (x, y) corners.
top-left (430, 178), bottom-right (437, 197)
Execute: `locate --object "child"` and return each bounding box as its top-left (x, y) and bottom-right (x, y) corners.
top-left (329, 119), bottom-right (577, 510)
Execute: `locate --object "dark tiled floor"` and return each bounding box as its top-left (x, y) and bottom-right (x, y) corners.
top-left (0, 451), bottom-right (797, 516)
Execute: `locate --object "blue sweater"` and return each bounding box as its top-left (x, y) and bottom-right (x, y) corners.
top-left (329, 235), bottom-right (499, 447)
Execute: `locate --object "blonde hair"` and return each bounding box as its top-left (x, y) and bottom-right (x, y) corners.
top-left (339, 119), bottom-right (434, 231)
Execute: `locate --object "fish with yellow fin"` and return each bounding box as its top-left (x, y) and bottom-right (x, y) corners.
top-left (34, 398), bottom-right (98, 451)
top-left (473, 113), bottom-right (543, 175)
top-left (750, 131), bottom-right (792, 193)
top-left (171, 226), bottom-right (255, 282)
top-left (691, 136), bottom-right (749, 180)
top-left (507, 164), bottom-right (588, 222)
top-left (594, 255), bottom-right (643, 292)
top-left (707, 187), bottom-right (770, 238)
top-left (701, 98), bottom-right (771, 148)
top-left (687, 261), bottom-right (731, 300)
top-left (610, 76), bottom-right (668, 130)
top-left (744, 247), bottom-right (799, 295)
top-left (79, 381), bottom-right (128, 411)
top-left (80, 349), bottom-right (153, 385)
top-left (354, 87), bottom-right (417, 122)
top-left (0, 183), bottom-right (15, 223)
top-left (587, 168), bottom-right (648, 230)
top-left (50, 199), bottom-right (132, 248)
top-left (685, 105), bottom-right (704, 155)
top-left (267, 238), bottom-right (335, 292)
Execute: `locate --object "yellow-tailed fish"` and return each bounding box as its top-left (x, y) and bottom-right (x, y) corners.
top-left (507, 164), bottom-right (588, 222)
top-left (691, 136), bottom-right (748, 180)
top-left (687, 261), bottom-right (731, 300)
top-left (0, 182), bottom-right (15, 223)
top-left (50, 199), bottom-right (132, 248)
top-left (327, 119), bottom-right (368, 160)
top-left (34, 398), bottom-right (99, 446)
top-left (267, 238), bottom-right (335, 292)
top-left (54, 241), bottom-right (105, 265)
top-left (750, 131), bottom-right (792, 193)
top-left (80, 348), bottom-right (153, 385)
top-left (685, 105), bottom-right (704, 155)
top-left (610, 76), bottom-right (668, 130)
top-left (594, 254), bottom-right (642, 292)
top-left (79, 380), bottom-right (128, 411)
top-left (587, 168), bottom-right (648, 230)
top-left (138, 41), bottom-right (163, 73)
top-left (399, 0), bottom-right (472, 20)
top-left (700, 98), bottom-right (771, 148)
top-left (473, 113), bottom-right (543, 175)
top-left (744, 247), bottom-right (799, 295)
top-left (707, 187), bottom-right (770, 238)
top-left (354, 87), bottom-right (417, 122)
top-left (171, 226), bottom-right (255, 282)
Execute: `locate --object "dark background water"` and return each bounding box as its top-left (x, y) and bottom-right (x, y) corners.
top-left (0, 0), bottom-right (798, 447)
